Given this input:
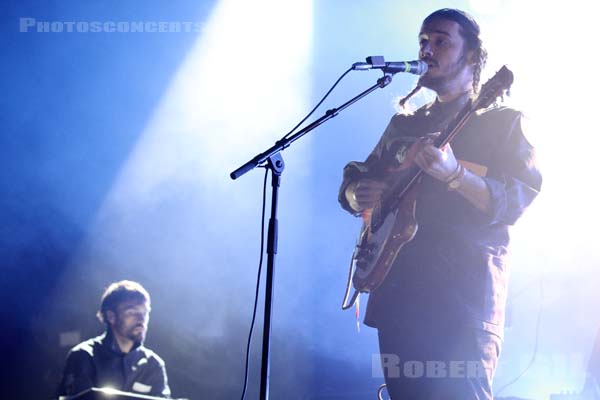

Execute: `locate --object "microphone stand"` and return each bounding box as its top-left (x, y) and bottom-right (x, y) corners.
top-left (230, 72), bottom-right (394, 400)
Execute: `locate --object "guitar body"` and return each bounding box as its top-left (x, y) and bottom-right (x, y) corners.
top-left (352, 184), bottom-right (419, 292)
top-left (341, 66), bottom-right (514, 309)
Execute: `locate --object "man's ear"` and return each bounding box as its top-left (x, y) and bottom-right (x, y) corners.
top-left (466, 49), bottom-right (477, 66)
top-left (106, 310), bottom-right (116, 325)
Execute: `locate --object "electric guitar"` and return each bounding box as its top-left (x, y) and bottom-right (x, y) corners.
top-left (342, 65), bottom-right (514, 310)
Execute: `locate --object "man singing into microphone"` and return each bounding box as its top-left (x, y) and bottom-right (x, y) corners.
top-left (338, 9), bottom-right (541, 399)
top-left (58, 280), bottom-right (171, 398)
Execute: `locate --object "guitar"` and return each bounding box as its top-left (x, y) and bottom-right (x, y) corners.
top-left (342, 65), bottom-right (514, 310)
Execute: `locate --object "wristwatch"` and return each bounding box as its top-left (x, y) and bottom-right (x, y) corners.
top-left (447, 165), bottom-right (465, 191)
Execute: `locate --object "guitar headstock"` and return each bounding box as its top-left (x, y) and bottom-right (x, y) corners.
top-left (473, 65), bottom-right (514, 110)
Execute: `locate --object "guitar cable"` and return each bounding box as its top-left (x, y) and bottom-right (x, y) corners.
top-left (377, 383), bottom-right (388, 400)
top-left (376, 275), bottom-right (545, 400)
top-left (494, 271), bottom-right (545, 396)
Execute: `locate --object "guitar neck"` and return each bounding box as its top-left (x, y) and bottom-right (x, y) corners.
top-left (382, 101), bottom-right (480, 213)
top-left (433, 99), bottom-right (477, 149)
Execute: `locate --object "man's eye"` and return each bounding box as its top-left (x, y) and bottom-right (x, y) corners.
top-left (123, 309), bottom-right (144, 317)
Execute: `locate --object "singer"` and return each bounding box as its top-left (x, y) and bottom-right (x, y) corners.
top-left (339, 9), bottom-right (542, 399)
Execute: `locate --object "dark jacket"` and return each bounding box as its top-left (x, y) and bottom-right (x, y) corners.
top-left (58, 330), bottom-right (171, 398)
top-left (339, 96), bottom-right (542, 338)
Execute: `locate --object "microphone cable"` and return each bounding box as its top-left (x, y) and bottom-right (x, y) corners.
top-left (239, 66), bottom-right (355, 399)
top-left (239, 166), bottom-right (268, 400)
top-left (280, 67), bottom-right (353, 141)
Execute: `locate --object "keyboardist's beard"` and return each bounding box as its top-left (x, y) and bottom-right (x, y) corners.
top-left (125, 324), bottom-right (146, 343)
top-left (113, 318), bottom-right (147, 345)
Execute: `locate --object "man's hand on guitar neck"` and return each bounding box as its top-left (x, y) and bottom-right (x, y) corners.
top-left (345, 179), bottom-right (388, 213)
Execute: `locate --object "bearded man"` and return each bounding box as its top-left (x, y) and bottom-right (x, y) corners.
top-left (339, 8), bottom-right (542, 399)
top-left (58, 280), bottom-right (170, 398)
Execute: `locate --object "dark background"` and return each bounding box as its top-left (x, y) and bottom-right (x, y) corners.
top-left (1, 1), bottom-right (598, 399)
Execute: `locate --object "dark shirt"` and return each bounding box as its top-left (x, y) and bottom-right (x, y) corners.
top-left (339, 96), bottom-right (542, 338)
top-left (58, 331), bottom-right (171, 398)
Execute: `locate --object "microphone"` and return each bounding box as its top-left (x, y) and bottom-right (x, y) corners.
top-left (352, 56), bottom-right (428, 76)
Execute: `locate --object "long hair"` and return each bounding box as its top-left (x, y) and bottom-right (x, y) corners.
top-left (435, 9), bottom-right (488, 91)
top-left (399, 8), bottom-right (488, 108)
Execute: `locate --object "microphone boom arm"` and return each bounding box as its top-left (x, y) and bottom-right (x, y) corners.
top-left (230, 73), bottom-right (394, 180)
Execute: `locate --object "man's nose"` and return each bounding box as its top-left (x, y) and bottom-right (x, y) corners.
top-left (420, 43), bottom-right (433, 58)
top-left (135, 312), bottom-right (147, 321)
